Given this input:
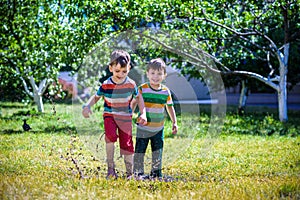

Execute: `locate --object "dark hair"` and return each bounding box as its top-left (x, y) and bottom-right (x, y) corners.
top-left (110, 56), bottom-right (129, 68)
top-left (147, 58), bottom-right (166, 74)
top-left (109, 50), bottom-right (130, 68)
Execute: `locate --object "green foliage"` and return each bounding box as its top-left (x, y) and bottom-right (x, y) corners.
top-left (1, 0), bottom-right (299, 112)
top-left (223, 114), bottom-right (299, 136)
top-left (160, 0), bottom-right (300, 93)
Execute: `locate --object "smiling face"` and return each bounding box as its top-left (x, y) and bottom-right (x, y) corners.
top-left (146, 68), bottom-right (166, 90)
top-left (109, 63), bottom-right (130, 84)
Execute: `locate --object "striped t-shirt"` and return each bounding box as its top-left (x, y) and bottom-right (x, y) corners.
top-left (138, 83), bottom-right (173, 132)
top-left (96, 77), bottom-right (138, 120)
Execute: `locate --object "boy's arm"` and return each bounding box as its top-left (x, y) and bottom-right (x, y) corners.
top-left (130, 98), bottom-right (138, 113)
top-left (82, 94), bottom-right (101, 118)
top-left (166, 105), bottom-right (178, 134)
top-left (136, 93), bottom-right (147, 125)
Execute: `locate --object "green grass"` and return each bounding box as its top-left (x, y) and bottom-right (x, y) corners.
top-left (0, 102), bottom-right (299, 199)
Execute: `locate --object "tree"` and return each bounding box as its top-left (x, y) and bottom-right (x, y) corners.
top-left (158, 0), bottom-right (299, 122)
top-left (0, 0), bottom-right (170, 111)
top-left (0, 0), bottom-right (130, 111)
top-left (209, 1), bottom-right (298, 122)
top-left (1, 1), bottom-right (66, 112)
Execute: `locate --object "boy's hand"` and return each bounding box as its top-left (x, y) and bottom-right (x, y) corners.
top-left (137, 113), bottom-right (147, 126)
top-left (172, 123), bottom-right (178, 134)
top-left (82, 107), bottom-right (92, 118)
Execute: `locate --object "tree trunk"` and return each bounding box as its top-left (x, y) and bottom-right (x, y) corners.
top-left (29, 75), bottom-right (46, 113)
top-left (278, 84), bottom-right (287, 122)
top-left (278, 44), bottom-right (289, 122)
top-left (33, 93), bottom-right (44, 113)
top-left (238, 80), bottom-right (248, 115)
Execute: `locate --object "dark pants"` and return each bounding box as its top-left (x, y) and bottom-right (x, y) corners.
top-left (134, 128), bottom-right (164, 178)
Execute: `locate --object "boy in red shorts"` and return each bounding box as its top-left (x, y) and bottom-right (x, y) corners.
top-left (82, 50), bottom-right (147, 179)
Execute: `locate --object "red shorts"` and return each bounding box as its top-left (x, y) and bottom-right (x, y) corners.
top-left (104, 116), bottom-right (134, 155)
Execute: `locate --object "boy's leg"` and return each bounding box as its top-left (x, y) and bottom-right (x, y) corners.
top-left (104, 117), bottom-right (118, 179)
top-left (134, 136), bottom-right (149, 176)
top-left (124, 154), bottom-right (133, 177)
top-left (106, 142), bottom-right (117, 178)
top-left (116, 119), bottom-right (135, 177)
top-left (150, 129), bottom-right (164, 178)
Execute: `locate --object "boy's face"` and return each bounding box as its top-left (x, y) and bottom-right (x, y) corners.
top-left (146, 68), bottom-right (166, 88)
top-left (109, 63), bottom-right (130, 84)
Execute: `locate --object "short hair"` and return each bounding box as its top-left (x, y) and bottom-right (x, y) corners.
top-left (109, 50), bottom-right (131, 68)
top-left (147, 58), bottom-right (166, 74)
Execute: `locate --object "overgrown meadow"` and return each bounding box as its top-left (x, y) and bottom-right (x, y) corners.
top-left (0, 102), bottom-right (299, 199)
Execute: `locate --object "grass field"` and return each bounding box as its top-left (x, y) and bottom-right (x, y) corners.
top-left (0, 102), bottom-right (299, 199)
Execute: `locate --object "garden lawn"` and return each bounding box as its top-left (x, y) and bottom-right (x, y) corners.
top-left (0, 102), bottom-right (299, 199)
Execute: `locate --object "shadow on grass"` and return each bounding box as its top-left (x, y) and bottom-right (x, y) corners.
top-left (0, 129), bottom-right (24, 134)
top-left (11, 109), bottom-right (40, 117)
top-left (44, 126), bottom-right (77, 134)
top-left (0, 109), bottom-right (42, 122)
top-left (0, 127), bottom-right (77, 135)
top-left (0, 102), bottom-right (28, 109)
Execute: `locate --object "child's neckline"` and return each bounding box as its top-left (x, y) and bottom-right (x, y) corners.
top-left (148, 83), bottom-right (162, 91)
top-left (110, 76), bottom-right (127, 85)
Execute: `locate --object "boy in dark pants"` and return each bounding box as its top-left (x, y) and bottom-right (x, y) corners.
top-left (132, 58), bottom-right (178, 180)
